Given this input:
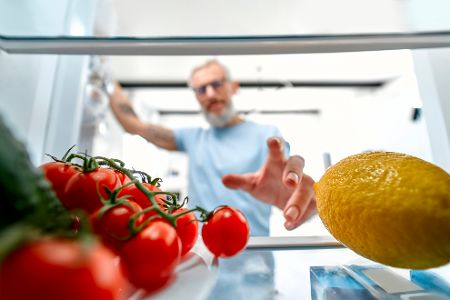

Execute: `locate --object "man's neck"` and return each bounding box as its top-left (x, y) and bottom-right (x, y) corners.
top-left (224, 115), bottom-right (244, 127)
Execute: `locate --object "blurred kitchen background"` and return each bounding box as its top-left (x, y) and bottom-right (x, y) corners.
top-left (1, 0), bottom-right (449, 237)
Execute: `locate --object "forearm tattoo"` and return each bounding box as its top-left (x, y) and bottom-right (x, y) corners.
top-left (145, 125), bottom-right (174, 144)
top-left (116, 101), bottom-right (175, 147)
top-left (118, 103), bottom-right (138, 118)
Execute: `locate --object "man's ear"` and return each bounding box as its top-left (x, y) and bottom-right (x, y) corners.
top-left (230, 81), bottom-right (240, 95)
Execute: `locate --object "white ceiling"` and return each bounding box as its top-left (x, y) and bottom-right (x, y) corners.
top-left (108, 51), bottom-right (414, 82)
top-left (101, 0), bottom-right (407, 37)
top-left (95, 0), bottom-right (441, 82)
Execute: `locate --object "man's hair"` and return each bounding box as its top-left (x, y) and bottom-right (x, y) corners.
top-left (188, 59), bottom-right (231, 87)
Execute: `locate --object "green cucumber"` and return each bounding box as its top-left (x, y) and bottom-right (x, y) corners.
top-left (0, 115), bottom-right (76, 261)
top-left (0, 115), bottom-right (66, 228)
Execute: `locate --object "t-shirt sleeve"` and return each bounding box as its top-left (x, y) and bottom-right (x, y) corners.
top-left (284, 140), bottom-right (291, 157)
top-left (174, 127), bottom-right (198, 152)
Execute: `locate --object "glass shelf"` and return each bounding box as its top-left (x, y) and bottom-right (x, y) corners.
top-left (205, 245), bottom-right (450, 300)
top-left (2, 1), bottom-right (450, 56)
top-left (2, 31), bottom-right (450, 55)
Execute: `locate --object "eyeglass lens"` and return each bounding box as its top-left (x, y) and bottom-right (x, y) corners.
top-left (195, 79), bottom-right (224, 94)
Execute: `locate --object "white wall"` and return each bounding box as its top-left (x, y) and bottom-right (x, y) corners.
top-left (0, 53), bottom-right (55, 163)
top-left (0, 0), bottom-right (97, 164)
top-left (0, 0), bottom-right (69, 162)
top-left (403, 0), bottom-right (450, 172)
top-left (411, 50), bottom-right (450, 172)
top-left (112, 0), bottom-right (405, 37)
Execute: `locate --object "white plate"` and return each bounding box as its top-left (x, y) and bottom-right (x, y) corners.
top-left (129, 241), bottom-right (218, 300)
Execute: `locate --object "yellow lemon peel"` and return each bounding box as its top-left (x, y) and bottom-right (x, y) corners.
top-left (315, 151), bottom-right (450, 269)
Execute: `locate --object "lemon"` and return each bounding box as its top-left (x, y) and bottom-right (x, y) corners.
top-left (314, 151), bottom-right (450, 269)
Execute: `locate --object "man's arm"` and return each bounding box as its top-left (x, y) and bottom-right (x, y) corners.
top-left (108, 82), bottom-right (178, 151)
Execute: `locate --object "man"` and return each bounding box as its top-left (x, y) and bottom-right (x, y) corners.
top-left (108, 60), bottom-right (316, 236)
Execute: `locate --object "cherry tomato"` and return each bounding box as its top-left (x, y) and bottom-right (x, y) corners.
top-left (172, 208), bottom-right (198, 257)
top-left (40, 162), bottom-right (79, 201)
top-left (117, 183), bottom-right (166, 218)
top-left (120, 221), bottom-right (181, 295)
top-left (63, 168), bottom-right (121, 213)
top-left (0, 239), bottom-right (127, 300)
top-left (113, 170), bottom-right (131, 185)
top-left (201, 206), bottom-right (250, 258)
top-left (91, 199), bottom-right (144, 253)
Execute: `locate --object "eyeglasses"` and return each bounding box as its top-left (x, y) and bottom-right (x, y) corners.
top-left (192, 79), bottom-right (226, 95)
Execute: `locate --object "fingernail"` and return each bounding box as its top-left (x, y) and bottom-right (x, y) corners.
top-left (271, 137), bottom-right (282, 147)
top-left (287, 172), bottom-right (299, 184)
top-left (271, 136), bottom-right (281, 142)
top-left (285, 206), bottom-right (300, 221)
top-left (285, 222), bottom-right (295, 230)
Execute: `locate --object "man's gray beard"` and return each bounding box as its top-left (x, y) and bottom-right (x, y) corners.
top-left (203, 102), bottom-right (238, 128)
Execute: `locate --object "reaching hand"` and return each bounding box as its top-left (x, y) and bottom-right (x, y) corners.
top-left (222, 137), bottom-right (317, 230)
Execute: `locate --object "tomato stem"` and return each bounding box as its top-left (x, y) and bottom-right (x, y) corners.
top-left (66, 153), bottom-right (99, 172)
top-left (94, 199), bottom-right (126, 221)
top-left (129, 209), bottom-right (163, 235)
top-left (107, 180), bottom-right (138, 204)
top-left (61, 145), bottom-right (77, 161)
top-left (194, 206), bottom-right (214, 222)
top-left (149, 177), bottom-right (162, 187)
top-left (171, 208), bottom-right (198, 219)
top-left (90, 156), bottom-right (217, 236)
top-left (93, 157), bottom-right (178, 228)
top-left (44, 145), bottom-right (77, 164)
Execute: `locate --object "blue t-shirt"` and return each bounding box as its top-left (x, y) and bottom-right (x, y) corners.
top-left (174, 120), bottom-right (287, 236)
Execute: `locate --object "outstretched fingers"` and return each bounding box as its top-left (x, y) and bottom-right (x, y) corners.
top-left (282, 155), bottom-right (305, 188)
top-left (266, 137), bottom-right (286, 163)
top-left (222, 173), bottom-right (256, 192)
top-left (283, 174), bottom-right (317, 230)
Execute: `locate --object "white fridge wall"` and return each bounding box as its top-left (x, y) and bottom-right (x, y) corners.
top-left (403, 0), bottom-right (450, 172)
top-left (412, 49), bottom-right (450, 173)
top-left (0, 54), bottom-right (56, 163)
top-left (0, 0), bottom-right (96, 164)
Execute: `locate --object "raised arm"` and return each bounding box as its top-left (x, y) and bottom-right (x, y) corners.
top-left (108, 82), bottom-right (178, 151)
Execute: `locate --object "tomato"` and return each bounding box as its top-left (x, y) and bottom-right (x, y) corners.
top-left (63, 168), bottom-right (121, 213)
top-left (117, 183), bottom-right (166, 218)
top-left (172, 208), bottom-right (198, 257)
top-left (0, 239), bottom-right (127, 300)
top-left (201, 206), bottom-right (250, 258)
top-left (113, 170), bottom-right (131, 185)
top-left (120, 221), bottom-right (181, 294)
top-left (40, 162), bottom-right (79, 202)
top-left (91, 199), bottom-right (144, 253)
